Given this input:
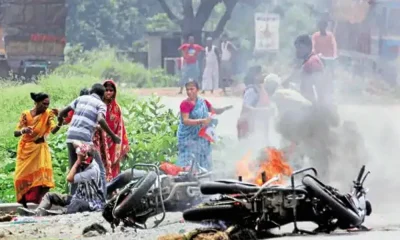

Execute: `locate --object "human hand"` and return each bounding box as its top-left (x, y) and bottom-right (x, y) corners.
top-left (51, 108), bottom-right (59, 116)
top-left (203, 117), bottom-right (212, 126)
top-left (22, 127), bottom-right (33, 134)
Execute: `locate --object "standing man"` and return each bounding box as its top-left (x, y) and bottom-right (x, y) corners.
top-left (57, 83), bottom-right (121, 198)
top-left (311, 19), bottom-right (337, 59)
top-left (283, 34), bottom-right (326, 104)
top-left (202, 37), bottom-right (221, 94)
top-left (220, 34), bottom-right (237, 94)
top-left (312, 19), bottom-right (337, 77)
top-left (178, 35), bottom-right (204, 94)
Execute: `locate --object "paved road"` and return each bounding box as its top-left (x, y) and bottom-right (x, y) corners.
top-left (2, 96), bottom-right (400, 239)
top-left (160, 96), bottom-right (400, 239)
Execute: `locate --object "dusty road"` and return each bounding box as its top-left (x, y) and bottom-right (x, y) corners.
top-left (2, 95), bottom-right (400, 239)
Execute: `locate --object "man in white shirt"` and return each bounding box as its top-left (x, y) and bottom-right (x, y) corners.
top-left (220, 34), bottom-right (237, 94)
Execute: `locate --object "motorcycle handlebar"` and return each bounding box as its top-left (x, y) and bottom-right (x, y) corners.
top-left (356, 165), bottom-right (366, 184)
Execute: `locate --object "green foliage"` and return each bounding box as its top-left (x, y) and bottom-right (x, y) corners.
top-left (0, 48), bottom-right (179, 203)
top-left (121, 96), bottom-right (179, 168)
top-left (145, 13), bottom-right (180, 32)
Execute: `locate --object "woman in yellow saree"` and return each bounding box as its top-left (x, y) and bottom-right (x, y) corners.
top-left (14, 92), bottom-right (60, 207)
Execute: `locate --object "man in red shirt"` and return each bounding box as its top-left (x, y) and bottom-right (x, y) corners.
top-left (178, 35), bottom-right (204, 94)
top-left (284, 34), bottom-right (327, 104)
top-left (312, 20), bottom-right (337, 59)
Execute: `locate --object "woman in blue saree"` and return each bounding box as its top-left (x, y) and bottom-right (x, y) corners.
top-left (177, 81), bottom-right (232, 170)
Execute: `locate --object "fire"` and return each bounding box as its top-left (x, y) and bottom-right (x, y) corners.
top-left (236, 147), bottom-right (293, 186)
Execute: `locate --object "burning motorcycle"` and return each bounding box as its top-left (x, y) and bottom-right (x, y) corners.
top-left (183, 165), bottom-right (372, 237)
top-left (102, 161), bottom-right (212, 231)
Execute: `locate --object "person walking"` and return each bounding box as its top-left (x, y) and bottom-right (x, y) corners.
top-left (202, 37), bottom-right (221, 94)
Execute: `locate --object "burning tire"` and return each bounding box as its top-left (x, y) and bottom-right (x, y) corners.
top-left (113, 171), bottom-right (157, 219)
top-left (302, 176), bottom-right (362, 227)
top-left (183, 204), bottom-right (248, 223)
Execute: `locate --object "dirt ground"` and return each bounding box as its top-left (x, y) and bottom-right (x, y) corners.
top-left (2, 96), bottom-right (400, 239)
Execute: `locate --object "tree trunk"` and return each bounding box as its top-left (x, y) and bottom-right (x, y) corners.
top-left (181, 24), bottom-right (203, 45)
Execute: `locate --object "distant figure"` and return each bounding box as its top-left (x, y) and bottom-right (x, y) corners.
top-left (220, 34), bottom-right (237, 94)
top-left (312, 20), bottom-right (337, 58)
top-left (202, 37), bottom-right (221, 94)
top-left (237, 66), bottom-right (271, 143)
top-left (178, 35), bottom-right (204, 94)
top-left (284, 34), bottom-right (326, 103)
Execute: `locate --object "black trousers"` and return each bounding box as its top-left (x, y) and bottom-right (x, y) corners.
top-left (38, 192), bottom-right (90, 214)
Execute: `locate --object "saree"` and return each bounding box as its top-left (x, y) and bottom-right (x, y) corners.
top-left (14, 109), bottom-right (56, 203)
top-left (177, 98), bottom-right (212, 170)
top-left (104, 80), bottom-right (130, 179)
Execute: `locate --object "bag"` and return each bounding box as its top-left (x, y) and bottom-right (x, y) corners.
top-left (198, 113), bottom-right (218, 143)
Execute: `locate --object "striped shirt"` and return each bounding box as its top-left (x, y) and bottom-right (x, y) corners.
top-left (66, 94), bottom-right (107, 144)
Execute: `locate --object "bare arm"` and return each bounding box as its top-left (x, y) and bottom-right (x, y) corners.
top-left (228, 42), bottom-right (237, 51)
top-left (58, 106), bottom-right (72, 124)
top-left (67, 157), bottom-right (81, 183)
top-left (211, 106), bottom-right (232, 115)
top-left (97, 114), bottom-right (116, 138)
top-left (14, 130), bottom-right (23, 137)
top-left (181, 112), bottom-right (209, 126)
top-left (51, 125), bottom-right (61, 135)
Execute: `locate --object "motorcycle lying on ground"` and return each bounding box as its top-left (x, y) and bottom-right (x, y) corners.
top-left (183, 166), bottom-right (372, 238)
top-left (102, 159), bottom-right (212, 231)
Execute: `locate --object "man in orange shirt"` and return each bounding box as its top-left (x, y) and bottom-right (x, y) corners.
top-left (312, 20), bottom-right (337, 58)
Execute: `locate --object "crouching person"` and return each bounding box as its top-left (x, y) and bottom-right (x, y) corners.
top-left (18, 141), bottom-right (105, 216)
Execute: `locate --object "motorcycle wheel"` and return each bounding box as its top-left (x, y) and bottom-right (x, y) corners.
top-left (113, 171), bottom-right (157, 219)
top-left (183, 204), bottom-right (248, 223)
top-left (302, 176), bottom-right (362, 227)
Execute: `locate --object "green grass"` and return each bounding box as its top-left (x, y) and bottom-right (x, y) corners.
top-left (0, 47), bottom-right (179, 202)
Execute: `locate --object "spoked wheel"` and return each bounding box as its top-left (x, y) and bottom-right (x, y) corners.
top-left (302, 176), bottom-right (362, 227)
top-left (113, 171), bottom-right (157, 219)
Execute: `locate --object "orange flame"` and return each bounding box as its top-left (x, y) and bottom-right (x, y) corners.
top-left (236, 147), bottom-right (293, 186)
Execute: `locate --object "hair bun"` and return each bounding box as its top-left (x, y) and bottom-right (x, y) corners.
top-left (30, 92), bottom-right (49, 103)
top-left (30, 92), bottom-right (37, 101)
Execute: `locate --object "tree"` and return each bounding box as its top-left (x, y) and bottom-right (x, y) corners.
top-left (157, 0), bottom-right (260, 43)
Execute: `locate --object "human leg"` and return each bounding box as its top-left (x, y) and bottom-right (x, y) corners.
top-left (66, 199), bottom-right (91, 214)
top-left (202, 65), bottom-right (212, 91)
top-left (67, 143), bottom-right (78, 195)
top-left (93, 150), bottom-right (107, 200)
top-left (213, 65), bottom-right (220, 91)
top-left (18, 192), bottom-right (70, 216)
top-left (38, 192), bottom-right (71, 210)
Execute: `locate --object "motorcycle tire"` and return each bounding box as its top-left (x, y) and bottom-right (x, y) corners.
top-left (183, 204), bottom-right (248, 223)
top-left (113, 171), bottom-right (157, 219)
top-left (302, 176), bottom-right (362, 227)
